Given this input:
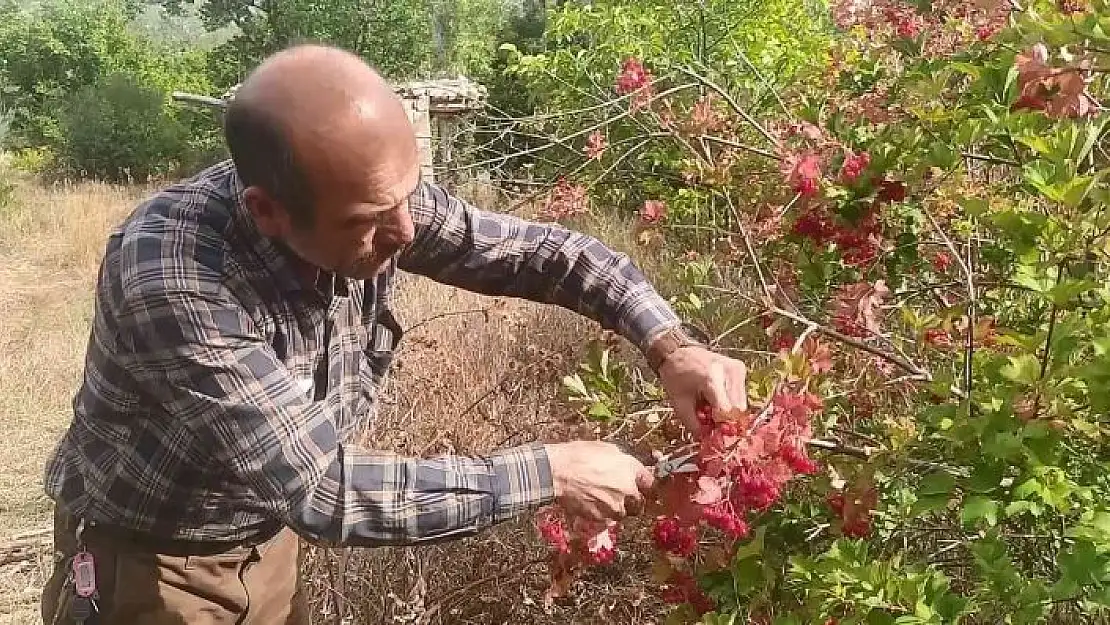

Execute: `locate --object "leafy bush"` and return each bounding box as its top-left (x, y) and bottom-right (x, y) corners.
top-left (55, 73), bottom-right (187, 182)
top-left (513, 0), bottom-right (1110, 623)
top-left (474, 0), bottom-right (831, 186)
top-left (0, 0), bottom-right (218, 181)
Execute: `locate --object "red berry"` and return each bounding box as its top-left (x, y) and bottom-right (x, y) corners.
top-left (779, 442), bottom-right (820, 475)
top-left (702, 503), bottom-right (750, 539)
top-left (652, 516), bottom-right (698, 557)
top-left (537, 511), bottom-right (570, 553)
top-left (931, 251), bottom-right (953, 272)
top-left (924, 328), bottom-right (953, 347)
top-left (839, 151), bottom-right (871, 183)
top-left (733, 465), bottom-right (780, 511)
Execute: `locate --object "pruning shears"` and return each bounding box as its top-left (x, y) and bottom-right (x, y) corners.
top-left (617, 442), bottom-right (699, 479)
top-left (653, 448), bottom-right (700, 478)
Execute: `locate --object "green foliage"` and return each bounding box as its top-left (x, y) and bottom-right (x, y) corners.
top-left (167, 0), bottom-right (514, 88)
top-left (522, 0), bottom-right (1110, 622)
top-left (483, 0), bottom-right (832, 200)
top-left (0, 0), bottom-right (219, 180)
top-left (55, 73), bottom-right (187, 182)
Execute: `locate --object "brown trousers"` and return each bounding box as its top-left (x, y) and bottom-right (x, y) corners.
top-left (41, 508), bottom-right (310, 625)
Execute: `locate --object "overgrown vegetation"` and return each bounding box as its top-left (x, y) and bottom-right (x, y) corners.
top-left (494, 0), bottom-right (1110, 623)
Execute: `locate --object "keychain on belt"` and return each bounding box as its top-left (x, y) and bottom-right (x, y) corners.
top-left (68, 520), bottom-right (99, 624)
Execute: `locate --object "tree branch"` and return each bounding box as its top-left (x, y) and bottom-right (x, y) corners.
top-left (676, 65), bottom-right (777, 145)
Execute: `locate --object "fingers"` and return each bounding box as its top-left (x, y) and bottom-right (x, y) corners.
top-left (702, 359), bottom-right (749, 418)
top-left (728, 360), bottom-right (748, 412)
top-left (635, 465), bottom-right (656, 495)
top-left (701, 360), bottom-right (734, 415)
top-left (671, 394), bottom-right (699, 434)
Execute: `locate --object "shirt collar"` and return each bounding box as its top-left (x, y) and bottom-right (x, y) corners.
top-left (225, 164), bottom-right (309, 296)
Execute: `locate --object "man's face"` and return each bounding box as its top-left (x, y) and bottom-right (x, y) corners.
top-left (245, 111), bottom-right (423, 282)
top-left (282, 159), bottom-right (421, 281)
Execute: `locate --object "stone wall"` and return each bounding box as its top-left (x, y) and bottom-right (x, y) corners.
top-left (172, 76), bottom-right (486, 185)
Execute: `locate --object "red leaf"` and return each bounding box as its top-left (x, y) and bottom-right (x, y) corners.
top-left (658, 474), bottom-right (704, 524)
top-left (583, 131), bottom-right (607, 160)
top-left (781, 151), bottom-right (823, 196)
top-left (804, 337), bottom-right (834, 374)
top-left (640, 199), bottom-right (667, 224)
top-left (830, 280), bottom-right (890, 337)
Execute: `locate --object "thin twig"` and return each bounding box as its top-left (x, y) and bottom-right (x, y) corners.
top-left (676, 65), bottom-right (777, 144)
top-left (771, 306), bottom-right (928, 379)
top-left (405, 308), bottom-right (491, 333)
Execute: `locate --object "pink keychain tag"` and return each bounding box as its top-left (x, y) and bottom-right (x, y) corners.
top-left (72, 552), bottom-right (97, 598)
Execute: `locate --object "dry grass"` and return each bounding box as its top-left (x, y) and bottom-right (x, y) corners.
top-left (0, 175), bottom-right (675, 624)
top-left (0, 175), bottom-right (150, 623)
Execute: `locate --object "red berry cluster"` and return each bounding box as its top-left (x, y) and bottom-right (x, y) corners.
top-left (931, 250), bottom-right (953, 272)
top-left (923, 328), bottom-right (953, 347)
top-left (583, 131), bottom-right (607, 160)
top-left (885, 7), bottom-right (922, 39)
top-left (827, 485), bottom-right (878, 538)
top-left (652, 516), bottom-right (698, 556)
top-left (536, 385), bottom-right (825, 615)
top-left (782, 152), bottom-right (822, 197)
top-left (839, 150), bottom-right (871, 183)
top-left (536, 508), bottom-right (619, 565)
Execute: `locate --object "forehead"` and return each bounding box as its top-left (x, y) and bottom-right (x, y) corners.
top-left (296, 126), bottom-right (420, 207)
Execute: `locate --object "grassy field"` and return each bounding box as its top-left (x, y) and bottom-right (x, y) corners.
top-left (0, 174), bottom-right (151, 622)
top-left (0, 170), bottom-right (671, 624)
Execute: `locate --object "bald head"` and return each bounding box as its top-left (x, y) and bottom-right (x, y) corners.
top-left (224, 45), bottom-right (419, 230)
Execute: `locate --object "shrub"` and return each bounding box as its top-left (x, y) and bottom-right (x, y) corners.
top-left (55, 73), bottom-right (187, 183)
top-left (507, 0), bottom-right (1110, 623)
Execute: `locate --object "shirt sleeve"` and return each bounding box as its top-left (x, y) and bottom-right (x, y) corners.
top-left (115, 235), bottom-right (555, 547)
top-left (398, 181), bottom-right (684, 353)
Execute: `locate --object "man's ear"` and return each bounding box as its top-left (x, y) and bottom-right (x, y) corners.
top-left (243, 186), bottom-right (289, 238)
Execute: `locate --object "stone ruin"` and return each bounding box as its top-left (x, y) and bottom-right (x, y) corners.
top-left (171, 76), bottom-right (488, 183)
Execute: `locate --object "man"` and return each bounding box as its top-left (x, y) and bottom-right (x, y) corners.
top-left (40, 45), bottom-right (748, 624)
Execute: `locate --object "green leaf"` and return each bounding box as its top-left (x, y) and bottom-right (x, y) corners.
top-left (966, 463), bottom-right (1003, 495)
top-left (1005, 500), bottom-right (1042, 518)
top-left (1076, 118), bottom-right (1108, 164)
top-left (961, 495), bottom-right (1000, 527)
top-left (1067, 511), bottom-right (1110, 544)
top-left (1000, 354), bottom-right (1041, 385)
top-left (1015, 134), bottom-right (1052, 156)
top-left (587, 401), bottom-right (613, 420)
top-left (562, 373), bottom-right (589, 398)
top-left (1048, 277), bottom-right (1099, 307)
top-left (919, 472), bottom-right (956, 496)
top-left (1058, 174), bottom-right (1099, 209)
top-left (959, 197), bottom-right (990, 217)
top-left (733, 525), bottom-right (766, 562)
top-left (911, 493), bottom-right (952, 517)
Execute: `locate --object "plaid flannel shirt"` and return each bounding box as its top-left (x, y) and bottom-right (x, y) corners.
top-left (43, 160), bottom-right (682, 546)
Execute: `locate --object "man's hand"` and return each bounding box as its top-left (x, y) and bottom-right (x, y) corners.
top-left (657, 345), bottom-right (748, 434)
top-left (544, 441), bottom-right (655, 521)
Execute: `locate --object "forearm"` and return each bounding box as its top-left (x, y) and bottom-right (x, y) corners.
top-left (288, 441), bottom-right (556, 547)
top-left (400, 182), bottom-right (684, 352)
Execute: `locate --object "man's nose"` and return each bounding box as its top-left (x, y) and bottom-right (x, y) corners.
top-left (392, 208), bottom-right (415, 246)
top-left (376, 208), bottom-right (414, 246)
